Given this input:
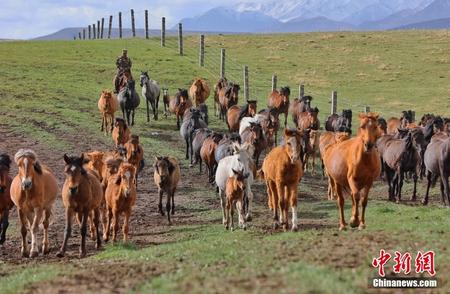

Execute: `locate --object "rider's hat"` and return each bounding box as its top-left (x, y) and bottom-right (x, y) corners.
top-left (122, 49), bottom-right (128, 54)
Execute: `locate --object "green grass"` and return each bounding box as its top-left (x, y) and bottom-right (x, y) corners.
top-left (0, 31), bottom-right (450, 293)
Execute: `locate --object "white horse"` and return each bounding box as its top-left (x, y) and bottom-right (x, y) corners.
top-left (215, 143), bottom-right (255, 226)
top-left (239, 114), bottom-right (266, 136)
top-left (140, 71), bottom-right (160, 122)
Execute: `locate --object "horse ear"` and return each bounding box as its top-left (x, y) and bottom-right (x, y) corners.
top-left (33, 162), bottom-right (43, 174)
top-left (63, 154), bottom-right (71, 165)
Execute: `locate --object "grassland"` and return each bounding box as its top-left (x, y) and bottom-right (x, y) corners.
top-left (0, 30), bottom-right (449, 293)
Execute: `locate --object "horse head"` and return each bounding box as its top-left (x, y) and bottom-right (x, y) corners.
top-left (116, 163), bottom-right (136, 197)
top-left (63, 153), bottom-right (88, 196)
top-left (0, 154), bottom-right (11, 194)
top-left (14, 149), bottom-right (42, 191)
top-left (139, 71), bottom-right (149, 87)
top-left (247, 100), bottom-right (257, 117)
top-left (358, 112), bottom-right (381, 152)
top-left (283, 128), bottom-right (302, 164)
top-left (125, 135), bottom-right (141, 163)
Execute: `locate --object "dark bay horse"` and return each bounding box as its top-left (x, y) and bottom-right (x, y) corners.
top-left (226, 100), bottom-right (257, 132)
top-left (117, 79), bottom-right (140, 126)
top-left (290, 95), bottom-right (312, 126)
top-left (325, 109), bottom-right (352, 133)
top-left (218, 82), bottom-right (240, 121)
top-left (268, 86), bottom-right (290, 127)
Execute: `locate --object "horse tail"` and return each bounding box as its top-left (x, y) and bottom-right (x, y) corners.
top-left (138, 159), bottom-right (145, 174)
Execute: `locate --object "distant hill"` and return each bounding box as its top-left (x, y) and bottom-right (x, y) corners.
top-left (281, 16), bottom-right (355, 32)
top-left (393, 17), bottom-right (450, 29)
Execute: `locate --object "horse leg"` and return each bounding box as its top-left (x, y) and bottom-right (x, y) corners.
top-left (335, 184), bottom-right (347, 230)
top-left (359, 186), bottom-right (370, 230)
top-left (158, 188), bottom-right (164, 215)
top-left (166, 190), bottom-right (172, 225)
top-left (123, 210), bottom-right (130, 243)
top-left (443, 173), bottom-right (450, 206)
top-left (30, 208), bottom-right (43, 258)
top-left (146, 97), bottom-right (150, 122)
top-left (79, 209), bottom-right (89, 258)
top-left (171, 188), bottom-right (176, 215)
top-left (348, 179), bottom-right (361, 228)
top-left (397, 170), bottom-right (404, 203)
top-left (112, 210), bottom-right (119, 243)
top-left (218, 188), bottom-right (227, 226)
top-left (132, 109), bottom-right (136, 126)
top-left (93, 208), bottom-right (101, 249)
top-left (57, 209), bottom-right (73, 257)
top-left (104, 207), bottom-right (112, 242)
top-left (176, 114), bottom-right (180, 130)
top-left (276, 184), bottom-right (287, 231)
top-left (101, 114), bottom-right (105, 133)
top-left (289, 184), bottom-right (299, 232)
top-left (422, 171), bottom-right (432, 205)
top-left (42, 208), bottom-right (51, 254)
top-left (185, 137), bottom-right (190, 160)
top-left (121, 106), bottom-right (126, 122)
top-left (237, 200), bottom-right (246, 230)
top-left (225, 199), bottom-right (231, 230)
top-left (18, 209), bottom-right (29, 257)
top-left (189, 132), bottom-right (194, 164)
top-left (0, 210), bottom-right (9, 245)
top-left (411, 171), bottom-right (418, 201)
top-left (268, 181), bottom-right (279, 229)
top-left (284, 112), bottom-right (288, 127)
top-left (245, 187), bottom-right (254, 222)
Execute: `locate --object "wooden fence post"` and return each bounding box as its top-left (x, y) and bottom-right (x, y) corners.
top-left (299, 84), bottom-right (304, 98)
top-left (88, 25), bottom-right (91, 39)
top-left (101, 18), bottom-right (104, 39)
top-left (73, 36), bottom-right (76, 40)
top-left (131, 9), bottom-right (136, 37)
top-left (331, 91), bottom-right (337, 115)
top-left (271, 75), bottom-right (277, 92)
top-left (199, 35), bottom-right (205, 67)
top-left (178, 23), bottom-right (183, 55)
top-left (244, 66), bottom-right (249, 101)
top-left (108, 15), bottom-right (112, 39)
top-left (119, 12), bottom-right (122, 39)
top-left (83, 29), bottom-right (85, 40)
top-left (97, 20), bottom-right (100, 38)
top-left (161, 17), bottom-right (166, 47)
top-left (78, 32), bottom-right (81, 39)
top-left (365, 106), bottom-right (371, 113)
top-left (145, 10), bottom-right (149, 39)
top-left (220, 48), bottom-right (226, 78)
top-left (93, 23), bottom-right (96, 39)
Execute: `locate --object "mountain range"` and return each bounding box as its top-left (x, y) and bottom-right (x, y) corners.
top-left (177, 0), bottom-right (450, 33)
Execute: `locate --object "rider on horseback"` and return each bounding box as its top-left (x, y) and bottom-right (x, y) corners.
top-left (114, 49), bottom-right (132, 93)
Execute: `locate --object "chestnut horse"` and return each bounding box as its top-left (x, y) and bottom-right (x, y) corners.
top-left (169, 88), bottom-right (193, 130)
top-left (98, 90), bottom-right (118, 135)
top-left (297, 107), bottom-right (320, 131)
top-left (218, 82), bottom-right (240, 121)
top-left (226, 100), bottom-right (257, 132)
top-left (10, 149), bottom-right (58, 257)
top-left (124, 134), bottom-right (144, 187)
top-left (189, 78), bottom-right (210, 107)
top-left (324, 113), bottom-right (381, 230)
top-left (57, 154), bottom-right (103, 258)
top-left (268, 86), bottom-right (290, 127)
top-left (112, 118), bottom-right (131, 147)
top-left (290, 95), bottom-right (312, 126)
top-left (0, 154), bottom-right (13, 245)
top-left (259, 128), bottom-right (304, 231)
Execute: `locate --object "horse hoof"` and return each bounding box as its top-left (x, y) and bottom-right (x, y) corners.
top-left (291, 225), bottom-right (299, 232)
top-left (30, 250), bottom-right (39, 258)
top-left (422, 200), bottom-right (428, 206)
top-left (56, 251), bottom-right (65, 258)
top-left (396, 199), bottom-right (400, 204)
top-left (273, 222), bottom-right (279, 229)
top-left (230, 227), bottom-right (234, 232)
top-left (339, 225), bottom-right (347, 231)
top-left (42, 247), bottom-right (50, 255)
top-left (282, 224), bottom-right (288, 232)
top-left (245, 215), bottom-right (252, 222)
top-left (79, 252), bottom-right (86, 259)
top-left (22, 251), bottom-right (30, 258)
top-left (349, 218), bottom-right (360, 228)
top-left (358, 224), bottom-right (366, 230)
top-left (410, 197), bottom-right (417, 202)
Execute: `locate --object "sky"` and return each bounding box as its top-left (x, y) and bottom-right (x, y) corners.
top-left (0, 0), bottom-right (251, 39)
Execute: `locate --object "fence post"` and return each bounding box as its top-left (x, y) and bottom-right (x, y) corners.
top-left (244, 66), bottom-right (249, 101)
top-left (145, 10), bottom-right (149, 39)
top-left (131, 9), bottom-right (136, 37)
top-left (178, 23), bottom-right (183, 55)
top-left (220, 48), bottom-right (226, 78)
top-left (88, 25), bottom-right (91, 39)
top-left (101, 18), bottom-right (104, 39)
top-left (78, 32), bottom-right (81, 39)
top-left (119, 12), bottom-right (122, 39)
top-left (83, 29), bottom-right (85, 40)
top-left (93, 23), bottom-right (96, 39)
top-left (271, 75), bottom-right (277, 92)
top-left (331, 91), bottom-right (337, 115)
top-left (411, 111), bottom-right (416, 122)
top-left (299, 84), bottom-right (304, 98)
top-left (97, 20), bottom-right (100, 38)
top-left (108, 15), bottom-right (113, 39)
top-left (161, 17), bottom-right (166, 47)
top-left (199, 35), bottom-right (205, 67)
top-left (73, 36), bottom-right (76, 40)
top-left (365, 106), bottom-right (371, 113)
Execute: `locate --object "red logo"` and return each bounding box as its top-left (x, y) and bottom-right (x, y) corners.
top-left (372, 250), bottom-right (436, 277)
top-left (393, 251), bottom-right (411, 274)
top-left (415, 251), bottom-right (436, 276)
top-left (372, 249), bottom-right (392, 277)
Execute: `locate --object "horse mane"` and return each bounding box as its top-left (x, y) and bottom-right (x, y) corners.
top-left (14, 149), bottom-right (37, 163)
top-left (115, 118), bottom-right (128, 130)
top-left (300, 95), bottom-right (313, 103)
top-left (129, 134), bottom-right (139, 144)
top-left (176, 89), bottom-right (189, 100)
top-left (239, 104), bottom-right (250, 121)
top-left (280, 86), bottom-right (290, 97)
top-left (0, 154), bottom-right (11, 169)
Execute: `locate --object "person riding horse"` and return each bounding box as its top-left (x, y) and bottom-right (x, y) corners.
top-left (114, 49), bottom-right (133, 93)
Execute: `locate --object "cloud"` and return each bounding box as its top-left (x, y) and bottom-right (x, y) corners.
top-left (0, 0), bottom-right (253, 39)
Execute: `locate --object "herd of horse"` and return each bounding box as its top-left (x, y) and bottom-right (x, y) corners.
top-left (1, 70), bottom-right (449, 259)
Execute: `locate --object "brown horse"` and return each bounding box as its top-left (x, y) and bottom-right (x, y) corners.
top-left (105, 163), bottom-right (137, 242)
top-left (162, 88), bottom-right (170, 117)
top-left (98, 90), bottom-right (118, 135)
top-left (268, 86), bottom-right (290, 127)
top-left (124, 135), bottom-right (144, 186)
top-left (259, 128), bottom-right (304, 231)
top-left (214, 77), bottom-right (228, 117)
top-left (297, 107), bottom-right (320, 131)
top-left (10, 149), bottom-right (58, 257)
top-left (290, 95), bottom-right (312, 126)
top-left (200, 133), bottom-right (224, 183)
top-left (189, 78), bottom-right (210, 107)
top-left (241, 122), bottom-right (267, 166)
top-left (226, 100), bottom-right (257, 132)
top-left (303, 129), bottom-right (320, 176)
top-left (324, 113), bottom-right (381, 230)
top-left (0, 154), bottom-right (13, 245)
top-left (169, 88), bottom-right (193, 130)
top-left (218, 82), bottom-right (240, 121)
top-left (57, 154), bottom-right (103, 258)
top-left (112, 118), bottom-right (131, 147)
